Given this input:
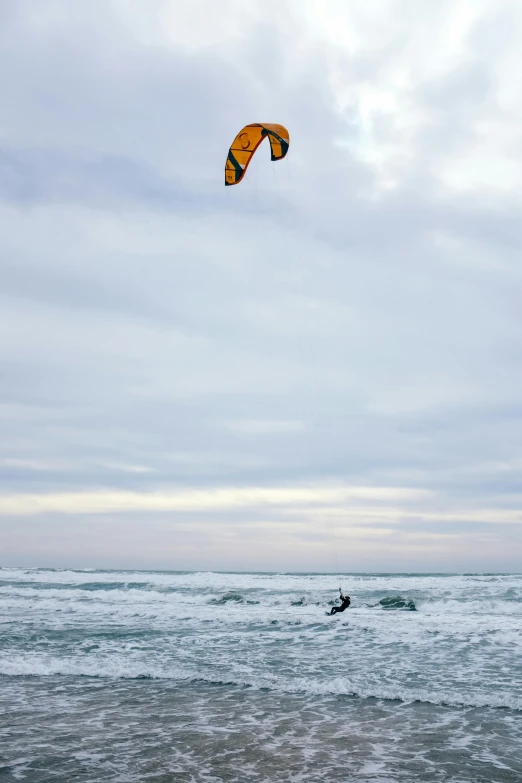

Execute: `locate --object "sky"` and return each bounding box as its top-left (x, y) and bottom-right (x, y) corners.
top-left (1, 0), bottom-right (522, 572)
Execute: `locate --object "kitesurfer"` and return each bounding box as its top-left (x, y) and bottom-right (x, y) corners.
top-left (329, 590), bottom-right (351, 615)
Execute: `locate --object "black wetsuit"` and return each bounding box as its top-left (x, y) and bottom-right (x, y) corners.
top-left (329, 594), bottom-right (351, 615)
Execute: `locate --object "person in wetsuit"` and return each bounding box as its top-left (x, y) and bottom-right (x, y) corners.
top-left (329, 591), bottom-right (351, 615)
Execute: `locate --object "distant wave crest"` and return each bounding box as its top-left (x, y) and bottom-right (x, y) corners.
top-left (209, 592), bottom-right (244, 605)
top-left (379, 596), bottom-right (416, 611)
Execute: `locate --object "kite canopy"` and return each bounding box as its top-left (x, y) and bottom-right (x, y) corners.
top-left (225, 123), bottom-right (290, 186)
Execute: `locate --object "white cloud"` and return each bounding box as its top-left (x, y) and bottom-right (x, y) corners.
top-left (0, 482), bottom-right (428, 516)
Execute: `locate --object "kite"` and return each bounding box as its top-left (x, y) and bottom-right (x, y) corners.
top-left (225, 123), bottom-right (290, 186)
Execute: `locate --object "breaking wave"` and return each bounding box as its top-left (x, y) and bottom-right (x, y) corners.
top-left (1, 657), bottom-right (520, 712)
top-left (378, 596), bottom-right (417, 611)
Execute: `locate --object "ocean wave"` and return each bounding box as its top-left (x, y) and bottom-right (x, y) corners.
top-left (0, 585), bottom-right (217, 606)
top-left (420, 598), bottom-right (522, 616)
top-left (2, 570), bottom-right (520, 610)
top-left (378, 596), bottom-right (416, 611)
top-left (1, 659), bottom-right (520, 712)
top-left (209, 592), bottom-right (244, 605)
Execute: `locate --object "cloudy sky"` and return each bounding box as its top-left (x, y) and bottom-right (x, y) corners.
top-left (1, 0), bottom-right (522, 572)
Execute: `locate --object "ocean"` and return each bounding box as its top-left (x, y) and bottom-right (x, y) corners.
top-left (1, 569), bottom-right (521, 782)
